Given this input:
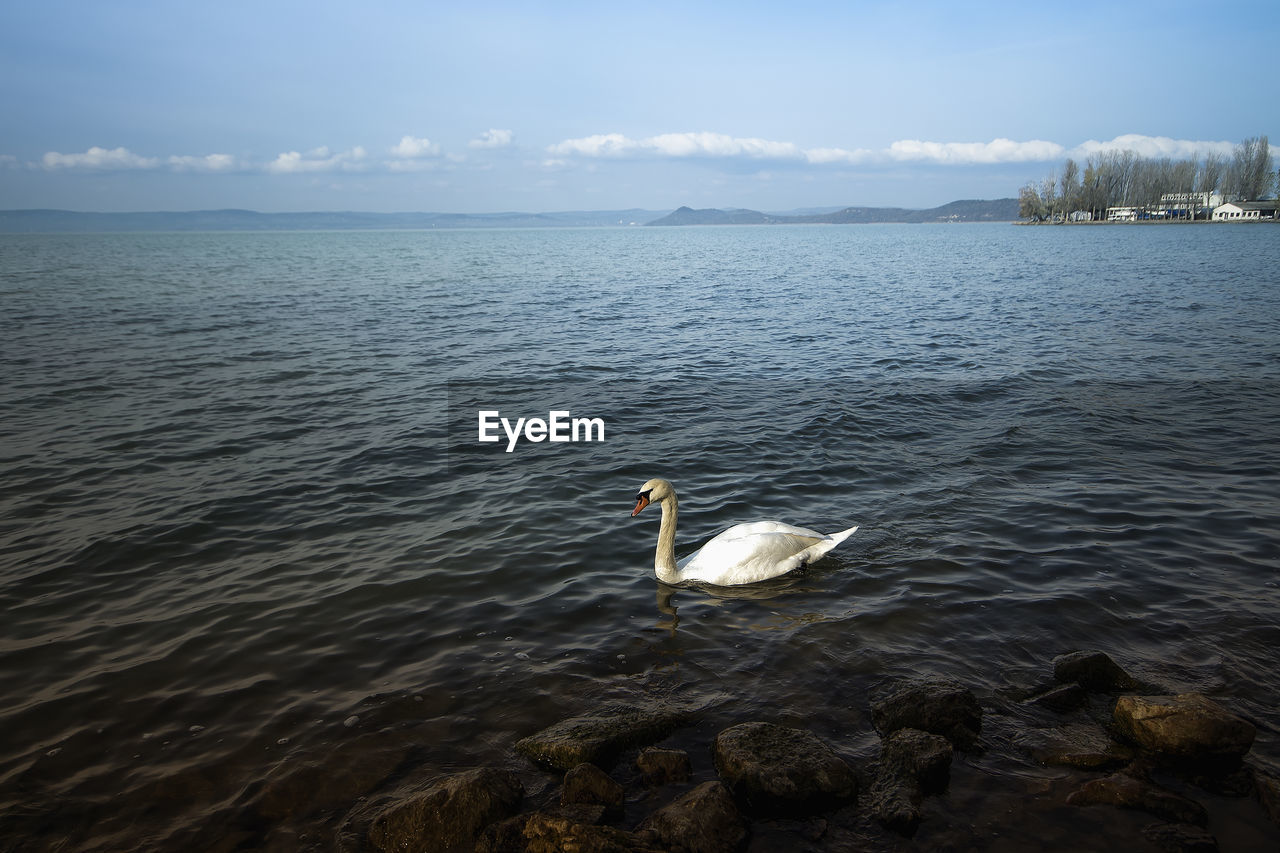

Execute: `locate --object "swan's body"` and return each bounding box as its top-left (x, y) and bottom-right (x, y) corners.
top-left (631, 478), bottom-right (858, 586)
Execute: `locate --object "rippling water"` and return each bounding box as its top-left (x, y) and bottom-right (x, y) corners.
top-left (2, 224), bottom-right (1279, 850)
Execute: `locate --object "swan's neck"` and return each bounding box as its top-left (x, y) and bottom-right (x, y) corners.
top-left (654, 493), bottom-right (681, 584)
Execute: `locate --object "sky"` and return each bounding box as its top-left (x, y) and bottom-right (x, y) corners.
top-left (2, 0), bottom-right (1277, 214)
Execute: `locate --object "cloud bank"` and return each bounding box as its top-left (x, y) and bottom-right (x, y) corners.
top-left (547, 132), bottom-right (1234, 167)
top-left (42, 146), bottom-right (161, 170)
top-left (25, 133), bottom-right (1242, 181)
top-left (267, 146), bottom-right (369, 174)
top-left (1069, 134), bottom-right (1235, 161)
top-left (547, 132), bottom-right (806, 161)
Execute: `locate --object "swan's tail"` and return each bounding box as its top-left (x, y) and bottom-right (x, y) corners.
top-left (801, 525), bottom-right (859, 566)
top-left (828, 525), bottom-right (859, 546)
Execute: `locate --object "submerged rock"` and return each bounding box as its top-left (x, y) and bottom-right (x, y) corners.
top-left (869, 679), bottom-right (983, 750)
top-left (520, 813), bottom-right (662, 853)
top-left (515, 703), bottom-right (691, 772)
top-left (1254, 767), bottom-right (1280, 827)
top-left (868, 728), bottom-right (953, 835)
top-left (1142, 822), bottom-right (1220, 853)
top-left (1015, 722), bottom-right (1135, 770)
top-left (1112, 694), bottom-right (1255, 762)
top-left (1053, 650), bottom-right (1136, 692)
top-left (1066, 769), bottom-right (1208, 826)
top-left (562, 763), bottom-right (624, 821)
top-left (712, 722), bottom-right (857, 817)
top-left (636, 746), bottom-right (691, 785)
top-left (1024, 682), bottom-right (1089, 712)
top-left (636, 781), bottom-right (748, 853)
top-left (366, 767), bottom-right (523, 853)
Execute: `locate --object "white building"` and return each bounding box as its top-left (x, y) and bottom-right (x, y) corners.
top-left (1107, 206), bottom-right (1139, 221)
top-left (1213, 201), bottom-right (1278, 221)
top-left (1157, 192), bottom-right (1222, 218)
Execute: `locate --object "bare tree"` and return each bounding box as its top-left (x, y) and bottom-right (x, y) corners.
top-left (1026, 136), bottom-right (1273, 218)
top-left (1019, 182), bottom-right (1047, 221)
top-left (1060, 159), bottom-right (1080, 216)
top-left (1041, 173), bottom-right (1059, 220)
top-left (1081, 160), bottom-right (1106, 220)
top-left (1197, 152), bottom-right (1225, 194)
top-left (1228, 136), bottom-right (1273, 199)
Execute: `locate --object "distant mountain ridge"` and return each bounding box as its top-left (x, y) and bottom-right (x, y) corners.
top-left (0, 208), bottom-right (665, 233)
top-left (0, 199), bottom-right (1018, 232)
top-left (646, 198), bottom-right (1018, 226)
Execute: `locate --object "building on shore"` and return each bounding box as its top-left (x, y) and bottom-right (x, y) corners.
top-left (1104, 193), bottom-right (1275, 223)
top-left (1213, 201), bottom-right (1279, 221)
top-left (1106, 206), bottom-right (1140, 222)
top-left (1155, 192), bottom-right (1223, 219)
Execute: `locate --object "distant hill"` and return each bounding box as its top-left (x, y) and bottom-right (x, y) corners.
top-left (647, 198), bottom-right (1019, 226)
top-left (644, 206), bottom-right (780, 226)
top-left (0, 201), bottom-right (1018, 233)
top-left (0, 208), bottom-right (667, 233)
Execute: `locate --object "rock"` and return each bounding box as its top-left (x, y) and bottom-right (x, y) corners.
top-left (869, 679), bottom-right (982, 750)
top-left (1015, 723), bottom-right (1135, 770)
top-left (521, 813), bottom-right (662, 853)
top-left (555, 802), bottom-right (610, 826)
top-left (1066, 770), bottom-right (1208, 826)
top-left (712, 722), bottom-right (857, 817)
top-left (476, 814), bottom-right (531, 853)
top-left (637, 781), bottom-right (749, 853)
top-left (562, 763), bottom-right (624, 821)
top-left (1252, 766), bottom-right (1280, 827)
top-left (1142, 822), bottom-right (1220, 852)
top-left (1025, 682), bottom-right (1089, 712)
top-left (366, 767), bottom-right (523, 853)
top-left (868, 728), bottom-right (953, 836)
top-left (1112, 694), bottom-right (1255, 762)
top-left (515, 703), bottom-right (691, 772)
top-left (881, 727), bottom-right (953, 793)
top-left (636, 746), bottom-right (691, 785)
top-left (1053, 650), bottom-right (1136, 692)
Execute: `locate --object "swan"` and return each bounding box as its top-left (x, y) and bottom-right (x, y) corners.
top-left (631, 478), bottom-right (858, 586)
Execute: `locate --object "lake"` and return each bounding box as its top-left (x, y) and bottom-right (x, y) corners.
top-left (2, 223), bottom-right (1278, 850)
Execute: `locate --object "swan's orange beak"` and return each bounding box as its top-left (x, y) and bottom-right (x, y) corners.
top-left (631, 495), bottom-right (650, 517)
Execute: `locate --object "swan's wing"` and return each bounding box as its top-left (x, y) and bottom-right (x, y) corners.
top-left (679, 521), bottom-right (858, 585)
top-left (718, 520), bottom-right (827, 539)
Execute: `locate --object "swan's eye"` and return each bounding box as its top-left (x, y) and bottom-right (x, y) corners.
top-left (637, 489), bottom-right (651, 501)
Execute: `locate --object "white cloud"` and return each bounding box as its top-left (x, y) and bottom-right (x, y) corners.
top-left (887, 138), bottom-right (1066, 164)
top-left (1069, 134), bottom-right (1234, 160)
top-left (470, 128), bottom-right (513, 149)
top-left (548, 133), bottom-right (636, 157)
top-left (548, 132), bottom-right (1074, 167)
top-left (41, 146), bottom-right (160, 170)
top-left (0, 154), bottom-right (17, 169)
top-left (650, 132), bottom-right (804, 159)
top-left (267, 146), bottom-right (368, 173)
top-left (390, 135), bottom-right (441, 158)
top-left (548, 132), bottom-right (806, 161)
top-left (168, 153), bottom-right (238, 172)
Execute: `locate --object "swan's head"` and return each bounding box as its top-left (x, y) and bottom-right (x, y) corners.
top-left (631, 477), bottom-right (674, 517)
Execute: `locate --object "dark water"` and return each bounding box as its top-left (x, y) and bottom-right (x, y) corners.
top-left (2, 224), bottom-right (1279, 850)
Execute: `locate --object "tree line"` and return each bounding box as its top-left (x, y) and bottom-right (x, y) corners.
top-left (1019, 135), bottom-right (1276, 222)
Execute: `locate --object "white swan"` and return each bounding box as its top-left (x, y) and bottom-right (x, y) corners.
top-left (631, 478), bottom-right (858, 586)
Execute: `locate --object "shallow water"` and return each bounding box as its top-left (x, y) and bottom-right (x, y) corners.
top-left (2, 223), bottom-right (1279, 850)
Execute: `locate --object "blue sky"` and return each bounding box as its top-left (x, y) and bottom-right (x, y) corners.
top-left (2, 1), bottom-right (1277, 213)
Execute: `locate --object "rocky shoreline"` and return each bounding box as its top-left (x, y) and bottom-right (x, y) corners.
top-left (328, 650), bottom-right (1279, 853)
